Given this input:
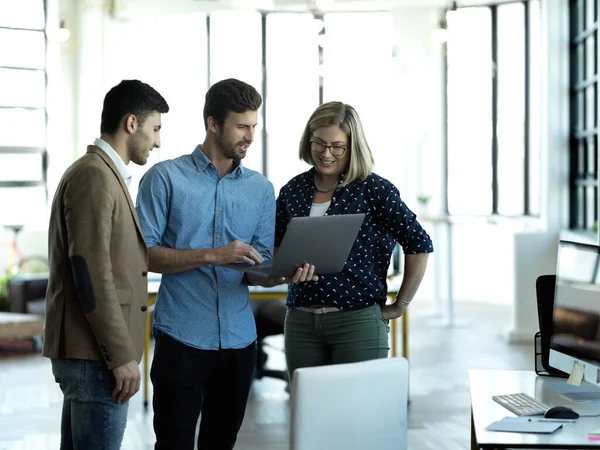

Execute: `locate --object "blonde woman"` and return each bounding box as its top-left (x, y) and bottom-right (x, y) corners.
top-left (275, 101), bottom-right (433, 378)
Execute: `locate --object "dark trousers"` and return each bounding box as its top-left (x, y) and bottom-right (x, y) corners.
top-left (151, 332), bottom-right (257, 450)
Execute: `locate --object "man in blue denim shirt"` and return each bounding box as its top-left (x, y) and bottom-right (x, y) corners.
top-left (136, 79), bottom-right (315, 450)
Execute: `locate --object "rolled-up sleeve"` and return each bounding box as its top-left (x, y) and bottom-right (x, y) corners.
top-left (136, 165), bottom-right (170, 248)
top-left (380, 186), bottom-right (434, 254)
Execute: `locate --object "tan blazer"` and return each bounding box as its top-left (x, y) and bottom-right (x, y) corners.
top-left (43, 146), bottom-right (148, 370)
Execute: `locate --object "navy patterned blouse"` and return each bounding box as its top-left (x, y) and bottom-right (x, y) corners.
top-left (275, 168), bottom-right (434, 310)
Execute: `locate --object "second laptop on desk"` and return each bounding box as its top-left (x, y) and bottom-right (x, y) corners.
top-left (225, 213), bottom-right (365, 278)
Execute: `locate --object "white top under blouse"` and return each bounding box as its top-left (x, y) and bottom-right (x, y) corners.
top-left (309, 201), bottom-right (331, 217)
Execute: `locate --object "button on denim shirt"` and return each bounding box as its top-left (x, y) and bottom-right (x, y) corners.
top-left (136, 146), bottom-right (275, 350)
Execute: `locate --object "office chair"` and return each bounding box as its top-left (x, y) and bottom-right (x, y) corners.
top-left (290, 357), bottom-right (409, 450)
top-left (535, 274), bottom-right (567, 377)
top-left (253, 300), bottom-right (289, 384)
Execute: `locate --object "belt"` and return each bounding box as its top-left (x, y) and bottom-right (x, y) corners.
top-left (294, 306), bottom-right (343, 315)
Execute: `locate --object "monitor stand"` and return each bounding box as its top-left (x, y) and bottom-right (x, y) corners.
top-left (536, 375), bottom-right (600, 415)
top-left (559, 390), bottom-right (600, 402)
top-left (553, 378), bottom-right (600, 403)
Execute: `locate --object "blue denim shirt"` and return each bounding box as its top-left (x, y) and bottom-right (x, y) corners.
top-left (136, 146), bottom-right (275, 350)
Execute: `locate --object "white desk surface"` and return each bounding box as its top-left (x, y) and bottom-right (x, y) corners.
top-left (470, 370), bottom-right (600, 449)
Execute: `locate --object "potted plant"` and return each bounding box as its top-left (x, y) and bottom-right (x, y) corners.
top-left (0, 271), bottom-right (12, 312)
top-left (416, 194), bottom-right (431, 216)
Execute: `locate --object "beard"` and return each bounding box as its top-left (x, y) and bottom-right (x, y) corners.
top-left (216, 133), bottom-right (248, 160)
top-left (127, 130), bottom-right (150, 165)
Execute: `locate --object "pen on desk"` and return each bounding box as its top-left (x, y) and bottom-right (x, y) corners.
top-left (527, 418), bottom-right (576, 423)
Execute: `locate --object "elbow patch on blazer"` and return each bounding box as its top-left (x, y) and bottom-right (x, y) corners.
top-left (71, 255), bottom-right (97, 314)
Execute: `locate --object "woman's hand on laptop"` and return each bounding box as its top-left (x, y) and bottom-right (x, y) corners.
top-left (268, 263), bottom-right (319, 286)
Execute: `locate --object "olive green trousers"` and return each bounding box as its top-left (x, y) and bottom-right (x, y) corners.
top-left (284, 304), bottom-right (390, 381)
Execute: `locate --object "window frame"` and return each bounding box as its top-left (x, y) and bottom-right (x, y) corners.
top-left (444, 0), bottom-right (538, 217)
top-left (0, 0), bottom-right (48, 208)
top-left (569, 0), bottom-right (598, 230)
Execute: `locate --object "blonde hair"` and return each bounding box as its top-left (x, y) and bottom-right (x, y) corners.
top-left (298, 101), bottom-right (375, 185)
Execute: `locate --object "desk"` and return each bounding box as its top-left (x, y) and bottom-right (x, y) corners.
top-left (470, 370), bottom-right (600, 449)
top-left (0, 312), bottom-right (44, 339)
top-left (143, 279), bottom-right (407, 409)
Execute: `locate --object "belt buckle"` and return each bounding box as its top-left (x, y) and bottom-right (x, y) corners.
top-left (314, 307), bottom-right (326, 315)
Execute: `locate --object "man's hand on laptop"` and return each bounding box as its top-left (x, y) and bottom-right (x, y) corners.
top-left (267, 263), bottom-right (319, 286)
top-left (213, 241), bottom-right (264, 265)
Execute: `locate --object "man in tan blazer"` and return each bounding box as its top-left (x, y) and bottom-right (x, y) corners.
top-left (43, 79), bottom-right (169, 449)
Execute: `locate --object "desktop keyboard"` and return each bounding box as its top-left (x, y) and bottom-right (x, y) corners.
top-left (492, 393), bottom-right (549, 416)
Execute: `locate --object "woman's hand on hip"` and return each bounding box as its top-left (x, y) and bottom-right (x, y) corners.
top-left (381, 301), bottom-right (408, 321)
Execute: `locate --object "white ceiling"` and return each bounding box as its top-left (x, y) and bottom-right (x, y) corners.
top-left (109, 0), bottom-right (518, 21)
top-left (193, 0), bottom-right (519, 12)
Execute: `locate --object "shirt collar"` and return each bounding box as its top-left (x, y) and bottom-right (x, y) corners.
top-left (94, 138), bottom-right (133, 187)
top-left (192, 145), bottom-right (244, 178)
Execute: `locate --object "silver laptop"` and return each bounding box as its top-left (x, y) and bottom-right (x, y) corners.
top-left (225, 213), bottom-right (365, 278)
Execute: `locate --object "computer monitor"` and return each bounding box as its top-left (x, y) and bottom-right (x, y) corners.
top-left (549, 240), bottom-right (600, 401)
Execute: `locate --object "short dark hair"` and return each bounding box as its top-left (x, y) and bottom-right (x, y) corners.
top-left (100, 79), bottom-right (169, 135)
top-left (203, 78), bottom-right (262, 129)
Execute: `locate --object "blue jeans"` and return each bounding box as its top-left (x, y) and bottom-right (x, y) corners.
top-left (51, 358), bottom-right (129, 450)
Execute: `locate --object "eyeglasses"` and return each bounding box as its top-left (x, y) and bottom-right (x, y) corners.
top-left (310, 139), bottom-right (348, 157)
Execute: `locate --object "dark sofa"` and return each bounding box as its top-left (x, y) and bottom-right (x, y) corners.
top-left (8, 273), bottom-right (48, 315)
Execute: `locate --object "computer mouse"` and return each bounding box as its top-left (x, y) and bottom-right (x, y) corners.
top-left (544, 406), bottom-right (580, 419)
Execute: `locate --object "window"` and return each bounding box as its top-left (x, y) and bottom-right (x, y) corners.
top-left (101, 10), bottom-right (394, 198)
top-left (103, 12), bottom-right (208, 201)
top-left (210, 11), bottom-right (264, 175)
top-left (96, 10), bottom-right (393, 200)
top-left (528, 0), bottom-right (542, 216)
top-left (446, 1), bottom-right (541, 217)
top-left (497, 3), bottom-right (525, 216)
top-left (0, 0), bottom-right (47, 227)
top-left (323, 12), bottom-right (394, 185)
top-left (447, 7), bottom-right (493, 215)
top-left (265, 11), bottom-right (392, 194)
top-left (266, 13), bottom-right (319, 194)
top-left (569, 0), bottom-right (598, 229)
